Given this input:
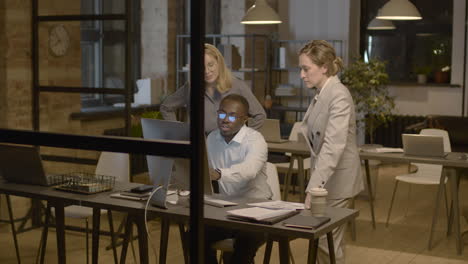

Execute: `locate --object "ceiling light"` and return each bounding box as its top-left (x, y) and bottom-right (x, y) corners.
top-left (367, 17), bottom-right (396, 30)
top-left (376, 0), bottom-right (422, 20)
top-left (241, 0), bottom-right (282, 25)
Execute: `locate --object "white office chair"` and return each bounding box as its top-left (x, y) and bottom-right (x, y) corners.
top-left (274, 122), bottom-right (311, 200)
top-left (38, 152), bottom-right (130, 264)
top-left (211, 162), bottom-right (295, 264)
top-left (385, 128), bottom-right (451, 250)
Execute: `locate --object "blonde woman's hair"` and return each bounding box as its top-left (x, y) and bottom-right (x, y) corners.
top-left (299, 40), bottom-right (344, 77)
top-left (205, 43), bottom-right (232, 93)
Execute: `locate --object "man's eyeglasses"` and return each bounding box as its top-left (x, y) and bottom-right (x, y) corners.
top-left (217, 111), bottom-right (243, 122)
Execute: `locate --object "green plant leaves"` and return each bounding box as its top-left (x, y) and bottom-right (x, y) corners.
top-left (341, 58), bottom-right (395, 143)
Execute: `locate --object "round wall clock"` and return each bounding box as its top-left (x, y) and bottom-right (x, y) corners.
top-left (49, 24), bottom-right (70, 57)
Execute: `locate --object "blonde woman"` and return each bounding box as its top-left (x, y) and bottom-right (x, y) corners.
top-left (160, 43), bottom-right (266, 134)
top-left (299, 40), bottom-right (364, 264)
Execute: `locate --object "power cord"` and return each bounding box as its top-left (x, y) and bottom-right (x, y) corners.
top-left (144, 185), bottom-right (164, 264)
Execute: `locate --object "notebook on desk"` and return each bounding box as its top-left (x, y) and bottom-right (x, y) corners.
top-left (0, 144), bottom-right (64, 186)
top-left (256, 119), bottom-right (288, 143)
top-left (402, 134), bottom-right (446, 158)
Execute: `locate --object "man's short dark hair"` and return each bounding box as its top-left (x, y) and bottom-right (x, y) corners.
top-left (220, 94), bottom-right (250, 115)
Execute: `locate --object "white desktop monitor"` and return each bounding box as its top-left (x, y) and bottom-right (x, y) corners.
top-left (141, 118), bottom-right (190, 208)
top-left (141, 118), bottom-right (213, 208)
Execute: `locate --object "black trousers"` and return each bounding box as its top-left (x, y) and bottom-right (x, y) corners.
top-left (205, 226), bottom-right (266, 264)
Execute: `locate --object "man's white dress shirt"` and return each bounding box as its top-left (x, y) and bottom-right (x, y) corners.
top-left (206, 125), bottom-right (272, 199)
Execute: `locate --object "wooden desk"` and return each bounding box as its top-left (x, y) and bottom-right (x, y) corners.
top-left (360, 151), bottom-right (468, 254)
top-left (0, 181), bottom-right (140, 264)
top-left (0, 182), bottom-right (358, 264)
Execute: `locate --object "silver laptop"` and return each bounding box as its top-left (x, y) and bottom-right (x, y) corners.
top-left (402, 134), bottom-right (446, 158)
top-left (257, 119), bottom-right (288, 143)
top-left (0, 144), bottom-right (60, 186)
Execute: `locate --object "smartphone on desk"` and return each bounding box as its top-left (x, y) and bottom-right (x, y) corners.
top-left (130, 184), bottom-right (154, 193)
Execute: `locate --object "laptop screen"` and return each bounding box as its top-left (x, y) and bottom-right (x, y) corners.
top-left (141, 118), bottom-right (213, 208)
top-left (402, 134), bottom-right (445, 157)
top-left (0, 144), bottom-right (49, 186)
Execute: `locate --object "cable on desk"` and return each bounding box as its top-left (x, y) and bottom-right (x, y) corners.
top-left (144, 185), bottom-right (164, 263)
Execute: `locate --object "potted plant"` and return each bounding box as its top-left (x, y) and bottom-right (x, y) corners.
top-left (341, 58), bottom-right (395, 144)
top-left (430, 36), bottom-right (451, 83)
top-left (413, 65), bottom-right (432, 84)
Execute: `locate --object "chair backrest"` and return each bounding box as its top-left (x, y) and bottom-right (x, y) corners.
top-left (413, 129), bottom-right (451, 177)
top-left (266, 162), bottom-right (281, 201)
top-left (95, 152), bottom-right (130, 183)
top-left (284, 122), bottom-right (302, 157)
top-left (288, 122), bottom-right (302, 141)
top-left (420, 128), bottom-right (451, 152)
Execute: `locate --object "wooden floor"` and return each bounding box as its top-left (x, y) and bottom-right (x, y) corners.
top-left (1, 163), bottom-right (468, 263)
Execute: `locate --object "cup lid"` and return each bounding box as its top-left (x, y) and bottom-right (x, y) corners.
top-left (310, 187), bottom-right (328, 196)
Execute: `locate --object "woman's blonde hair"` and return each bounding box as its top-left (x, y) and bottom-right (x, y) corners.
top-left (299, 40), bottom-right (344, 76)
top-left (205, 43), bottom-right (232, 93)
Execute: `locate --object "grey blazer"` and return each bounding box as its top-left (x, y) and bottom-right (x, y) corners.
top-left (300, 76), bottom-right (364, 199)
top-left (160, 77), bottom-right (266, 134)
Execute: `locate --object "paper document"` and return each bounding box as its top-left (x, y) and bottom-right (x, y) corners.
top-left (110, 193), bottom-right (148, 201)
top-left (362, 147), bottom-right (404, 153)
top-left (204, 196), bottom-right (238, 207)
top-left (227, 207), bottom-right (295, 221)
top-left (247, 201), bottom-right (304, 210)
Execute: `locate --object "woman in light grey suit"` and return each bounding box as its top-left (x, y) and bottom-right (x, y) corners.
top-left (160, 43), bottom-right (266, 134)
top-left (299, 40), bottom-right (364, 264)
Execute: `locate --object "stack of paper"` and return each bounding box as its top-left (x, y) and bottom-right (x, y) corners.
top-left (361, 147), bottom-right (404, 153)
top-left (247, 201), bottom-right (304, 210)
top-left (226, 207), bottom-right (299, 225)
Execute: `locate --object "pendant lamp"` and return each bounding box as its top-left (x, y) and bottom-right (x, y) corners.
top-left (241, 0), bottom-right (282, 25)
top-left (376, 0), bottom-right (422, 20)
top-left (367, 18), bottom-right (396, 30)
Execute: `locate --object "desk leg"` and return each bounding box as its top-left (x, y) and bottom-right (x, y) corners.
top-left (297, 156), bottom-right (306, 202)
top-left (159, 218), bottom-right (170, 264)
top-left (307, 239), bottom-right (318, 264)
top-left (278, 238), bottom-right (289, 264)
top-left (92, 208), bottom-right (101, 264)
top-left (428, 171), bottom-right (446, 250)
top-left (450, 168), bottom-right (462, 254)
top-left (53, 203), bottom-right (66, 264)
top-left (120, 215), bottom-right (133, 264)
top-left (135, 213), bottom-right (149, 264)
top-left (39, 204), bottom-right (51, 264)
top-left (364, 160), bottom-right (376, 229)
top-left (282, 156), bottom-right (295, 201)
top-left (326, 232), bottom-right (336, 264)
top-left (107, 210), bottom-right (119, 264)
top-left (5, 195), bottom-right (21, 264)
top-left (178, 224), bottom-right (189, 264)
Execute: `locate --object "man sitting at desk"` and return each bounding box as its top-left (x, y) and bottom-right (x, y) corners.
top-left (206, 94), bottom-right (272, 264)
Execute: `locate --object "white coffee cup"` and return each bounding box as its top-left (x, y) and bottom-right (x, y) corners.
top-left (309, 187), bottom-right (328, 217)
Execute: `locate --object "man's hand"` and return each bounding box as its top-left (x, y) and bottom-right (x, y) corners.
top-left (304, 192), bottom-right (312, 210)
top-left (209, 168), bottom-right (221, 181)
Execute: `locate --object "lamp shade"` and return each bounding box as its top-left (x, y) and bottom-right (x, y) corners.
top-left (376, 0), bottom-right (422, 20)
top-left (367, 17), bottom-right (396, 30)
top-left (241, 0), bottom-right (282, 25)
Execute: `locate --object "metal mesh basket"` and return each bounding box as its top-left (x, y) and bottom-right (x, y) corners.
top-left (52, 172), bottom-right (115, 194)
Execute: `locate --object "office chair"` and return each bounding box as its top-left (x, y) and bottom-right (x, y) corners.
top-left (385, 128), bottom-right (451, 250)
top-left (37, 151), bottom-right (130, 264)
